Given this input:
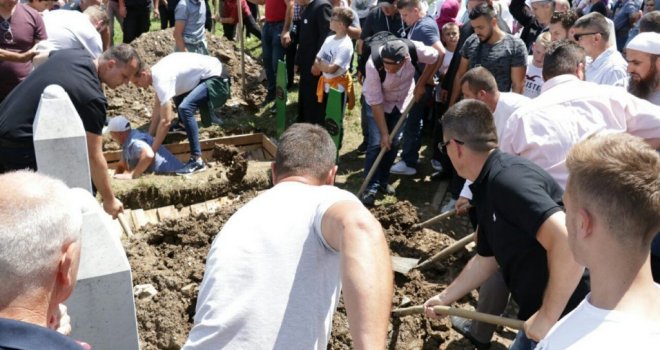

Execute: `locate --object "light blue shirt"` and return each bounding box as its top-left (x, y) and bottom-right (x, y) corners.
top-left (175, 0), bottom-right (206, 43)
top-left (122, 130), bottom-right (184, 173)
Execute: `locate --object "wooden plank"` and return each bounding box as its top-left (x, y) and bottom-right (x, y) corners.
top-left (144, 209), bottom-right (159, 226)
top-left (190, 203), bottom-right (206, 217)
top-left (157, 206), bottom-right (178, 221)
top-left (179, 206), bottom-right (192, 218)
top-left (131, 209), bottom-right (148, 229)
top-left (261, 134), bottom-right (277, 159)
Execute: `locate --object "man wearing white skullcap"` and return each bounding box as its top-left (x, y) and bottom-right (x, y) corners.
top-left (626, 32), bottom-right (660, 105)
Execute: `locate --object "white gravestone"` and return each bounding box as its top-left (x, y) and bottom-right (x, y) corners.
top-left (33, 85), bottom-right (140, 350)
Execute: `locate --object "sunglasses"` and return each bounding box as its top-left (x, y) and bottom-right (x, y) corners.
top-left (573, 32), bottom-right (601, 41)
top-left (438, 138), bottom-right (465, 153)
top-left (0, 19), bottom-right (13, 45)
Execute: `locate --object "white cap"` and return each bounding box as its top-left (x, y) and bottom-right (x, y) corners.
top-left (626, 32), bottom-right (660, 55)
top-left (529, 0), bottom-right (553, 3)
top-left (103, 116), bottom-right (131, 133)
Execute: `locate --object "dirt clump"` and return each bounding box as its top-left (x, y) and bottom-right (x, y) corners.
top-left (212, 144), bottom-right (248, 183)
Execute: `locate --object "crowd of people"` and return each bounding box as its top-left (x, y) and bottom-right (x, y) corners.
top-left (0, 0), bottom-right (659, 348)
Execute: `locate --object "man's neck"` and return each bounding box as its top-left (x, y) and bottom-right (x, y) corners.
top-left (589, 251), bottom-right (660, 319)
top-left (0, 3), bottom-right (16, 19)
top-left (464, 149), bottom-right (495, 182)
top-left (0, 295), bottom-right (50, 328)
top-left (487, 29), bottom-right (504, 45)
top-left (590, 46), bottom-right (607, 61)
top-left (334, 31), bottom-right (347, 39)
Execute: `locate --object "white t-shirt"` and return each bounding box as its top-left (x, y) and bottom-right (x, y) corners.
top-left (41, 10), bottom-right (103, 58)
top-left (151, 52), bottom-right (223, 105)
top-left (439, 49), bottom-right (454, 76)
top-left (316, 34), bottom-right (354, 92)
top-left (536, 293), bottom-right (660, 349)
top-left (523, 56), bottom-right (543, 98)
top-left (183, 182), bottom-right (361, 350)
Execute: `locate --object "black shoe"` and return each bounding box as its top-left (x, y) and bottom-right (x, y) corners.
top-left (359, 190), bottom-right (377, 207)
top-left (176, 158), bottom-right (207, 175)
top-left (378, 184), bottom-right (396, 196)
top-left (357, 141), bottom-right (367, 154)
top-left (430, 170), bottom-right (449, 181)
top-left (168, 123), bottom-right (187, 135)
top-left (450, 316), bottom-right (491, 350)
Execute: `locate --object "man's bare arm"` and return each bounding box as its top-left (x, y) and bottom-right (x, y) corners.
top-left (510, 66), bottom-right (526, 94)
top-left (86, 132), bottom-right (123, 218)
top-left (152, 98), bottom-right (173, 153)
top-left (321, 200), bottom-right (392, 350)
top-left (449, 57), bottom-right (469, 106)
top-left (173, 21), bottom-right (187, 52)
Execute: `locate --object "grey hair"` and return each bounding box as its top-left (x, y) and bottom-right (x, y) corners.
top-left (0, 171), bottom-right (83, 305)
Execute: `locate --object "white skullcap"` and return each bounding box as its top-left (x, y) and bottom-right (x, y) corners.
top-left (103, 115), bottom-right (131, 133)
top-left (626, 32), bottom-right (660, 55)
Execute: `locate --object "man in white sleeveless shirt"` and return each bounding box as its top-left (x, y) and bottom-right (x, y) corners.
top-left (183, 123), bottom-right (393, 350)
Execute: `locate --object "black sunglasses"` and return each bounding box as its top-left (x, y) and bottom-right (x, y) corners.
top-left (573, 32), bottom-right (601, 41)
top-left (0, 19), bottom-right (13, 45)
top-left (438, 138), bottom-right (465, 152)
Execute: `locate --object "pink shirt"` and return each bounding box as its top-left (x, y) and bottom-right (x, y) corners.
top-left (362, 41), bottom-right (438, 113)
top-left (500, 74), bottom-right (660, 189)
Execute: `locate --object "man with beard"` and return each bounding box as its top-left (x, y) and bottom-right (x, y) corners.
top-left (448, 3), bottom-right (527, 106)
top-left (626, 32), bottom-right (660, 105)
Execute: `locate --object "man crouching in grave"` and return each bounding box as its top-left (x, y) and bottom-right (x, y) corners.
top-left (106, 116), bottom-right (185, 179)
top-left (131, 52), bottom-right (231, 176)
top-left (423, 100), bottom-right (590, 350)
top-left (0, 171), bottom-right (93, 349)
top-left (182, 123), bottom-right (393, 349)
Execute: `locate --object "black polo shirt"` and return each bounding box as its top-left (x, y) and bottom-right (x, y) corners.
top-left (0, 317), bottom-right (83, 350)
top-left (469, 149), bottom-right (589, 320)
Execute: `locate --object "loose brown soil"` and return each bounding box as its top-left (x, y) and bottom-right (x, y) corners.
top-left (125, 199), bottom-right (515, 350)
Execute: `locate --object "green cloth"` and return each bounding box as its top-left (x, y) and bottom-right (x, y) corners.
top-left (200, 76), bottom-right (231, 127)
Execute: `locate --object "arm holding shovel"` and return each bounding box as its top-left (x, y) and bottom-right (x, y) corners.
top-left (423, 252), bottom-right (499, 319)
top-left (321, 200), bottom-right (393, 350)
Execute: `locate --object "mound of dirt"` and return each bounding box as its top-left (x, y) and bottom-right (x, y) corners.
top-left (126, 199), bottom-right (515, 350)
top-left (105, 28), bottom-right (267, 129)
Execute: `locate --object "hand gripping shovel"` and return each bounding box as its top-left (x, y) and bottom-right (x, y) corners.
top-left (392, 305), bottom-right (524, 330)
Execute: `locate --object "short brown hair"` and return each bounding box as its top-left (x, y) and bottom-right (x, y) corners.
top-left (460, 67), bottom-right (497, 94)
top-left (331, 7), bottom-right (354, 27)
top-left (550, 10), bottom-right (578, 31)
top-left (274, 123), bottom-right (337, 181)
top-left (566, 133), bottom-right (660, 248)
top-left (441, 99), bottom-right (498, 152)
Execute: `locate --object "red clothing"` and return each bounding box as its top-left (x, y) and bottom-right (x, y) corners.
top-left (265, 0), bottom-right (286, 22)
top-left (0, 3), bottom-right (47, 99)
top-left (223, 0), bottom-right (252, 23)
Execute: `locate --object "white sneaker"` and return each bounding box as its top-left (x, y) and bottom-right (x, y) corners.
top-left (390, 160), bottom-right (417, 175)
top-left (431, 159), bottom-right (444, 171)
top-left (440, 198), bottom-right (457, 213)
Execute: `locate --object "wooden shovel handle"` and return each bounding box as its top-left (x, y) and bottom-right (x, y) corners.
top-left (392, 305), bottom-right (524, 330)
top-left (413, 209), bottom-right (457, 229)
top-left (118, 212), bottom-right (134, 237)
top-left (415, 232), bottom-right (476, 270)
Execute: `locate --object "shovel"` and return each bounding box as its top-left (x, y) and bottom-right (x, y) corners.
top-left (118, 212), bottom-right (134, 238)
top-left (356, 94), bottom-right (416, 197)
top-left (392, 304), bottom-right (524, 330)
top-left (393, 232), bottom-right (475, 274)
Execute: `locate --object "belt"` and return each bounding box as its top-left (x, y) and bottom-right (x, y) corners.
top-left (0, 138), bottom-right (33, 149)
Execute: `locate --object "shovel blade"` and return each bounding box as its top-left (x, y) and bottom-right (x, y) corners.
top-left (391, 256), bottom-right (420, 274)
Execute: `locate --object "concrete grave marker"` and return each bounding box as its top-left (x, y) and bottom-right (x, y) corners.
top-left (33, 84), bottom-right (140, 350)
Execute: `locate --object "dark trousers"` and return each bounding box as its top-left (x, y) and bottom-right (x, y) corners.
top-left (123, 5), bottom-right (151, 43)
top-left (222, 15), bottom-right (262, 41)
top-left (297, 70), bottom-right (324, 125)
top-left (285, 19), bottom-right (300, 89)
top-left (0, 144), bottom-right (37, 174)
top-left (159, 3), bottom-right (174, 29)
top-left (364, 106), bottom-right (403, 191)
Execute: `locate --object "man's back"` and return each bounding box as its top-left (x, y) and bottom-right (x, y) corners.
top-left (0, 49), bottom-right (106, 144)
top-left (183, 182), bottom-right (359, 350)
top-left (42, 10), bottom-right (103, 58)
top-left (500, 74), bottom-right (660, 188)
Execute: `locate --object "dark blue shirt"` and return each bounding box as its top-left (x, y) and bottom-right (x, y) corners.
top-left (0, 318), bottom-right (83, 350)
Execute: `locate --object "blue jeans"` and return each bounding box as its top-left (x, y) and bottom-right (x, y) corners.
top-left (400, 84), bottom-right (432, 167)
top-left (364, 105), bottom-right (403, 192)
top-left (176, 82), bottom-right (208, 158)
top-left (262, 21), bottom-right (285, 102)
top-left (509, 330), bottom-right (537, 350)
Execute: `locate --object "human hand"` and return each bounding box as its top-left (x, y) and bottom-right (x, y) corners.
top-left (119, 5), bottom-right (127, 18)
top-left (423, 294), bottom-right (449, 319)
top-left (455, 197), bottom-right (470, 215)
top-left (113, 172), bottom-right (134, 180)
top-left (524, 310), bottom-right (554, 342)
top-left (311, 64), bottom-right (321, 76)
top-left (153, 8), bottom-right (160, 19)
top-left (103, 197), bottom-right (124, 219)
top-left (379, 131), bottom-right (391, 151)
top-left (19, 49), bottom-right (38, 63)
top-left (281, 31), bottom-right (292, 48)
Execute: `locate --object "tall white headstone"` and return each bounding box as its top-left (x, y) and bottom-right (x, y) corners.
top-left (33, 84), bottom-right (140, 350)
